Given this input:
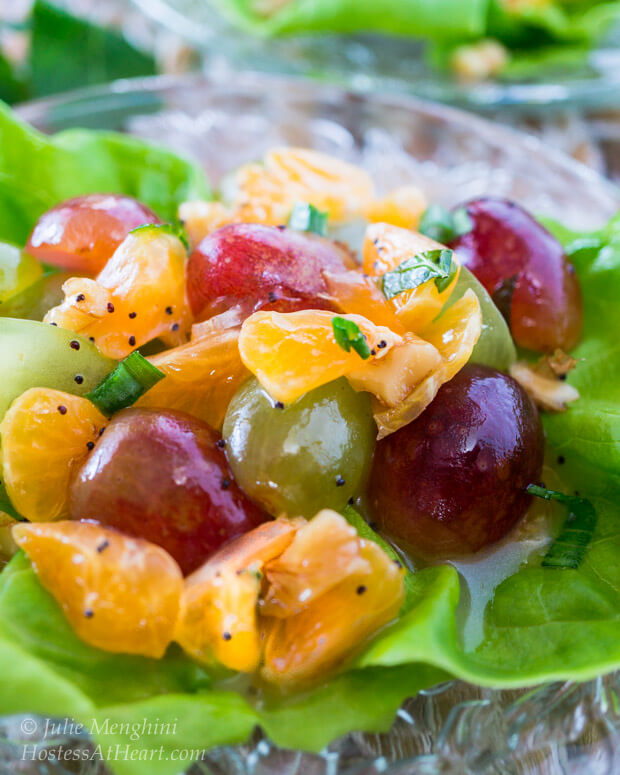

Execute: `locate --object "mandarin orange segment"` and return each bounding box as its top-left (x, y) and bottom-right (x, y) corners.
top-left (176, 518), bottom-right (302, 672)
top-left (322, 271), bottom-right (405, 333)
top-left (231, 147), bottom-right (375, 225)
top-left (365, 185), bottom-right (427, 230)
top-left (44, 228), bottom-right (191, 360)
top-left (136, 329), bottom-right (249, 430)
top-left (363, 223), bottom-right (460, 332)
top-left (347, 332), bottom-right (442, 408)
top-left (238, 309), bottom-right (401, 404)
top-left (13, 521), bottom-right (183, 658)
top-left (178, 201), bottom-right (235, 248)
top-left (0, 388), bottom-right (107, 522)
top-left (261, 510), bottom-right (370, 618)
top-left (374, 289), bottom-right (482, 439)
top-left (262, 526), bottom-right (406, 687)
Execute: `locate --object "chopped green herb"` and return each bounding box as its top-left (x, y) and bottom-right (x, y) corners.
top-left (288, 202), bottom-right (328, 236)
top-left (332, 317), bottom-right (371, 360)
top-left (419, 204), bottom-right (472, 244)
top-left (527, 484), bottom-right (597, 570)
top-left (382, 249), bottom-right (457, 300)
top-left (130, 222), bottom-right (190, 251)
top-left (85, 352), bottom-right (165, 416)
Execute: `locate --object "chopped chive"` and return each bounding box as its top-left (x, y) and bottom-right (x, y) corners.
top-left (381, 249), bottom-right (457, 299)
top-left (85, 352), bottom-right (165, 416)
top-left (332, 316), bottom-right (371, 360)
top-left (288, 202), bottom-right (328, 237)
top-left (419, 204), bottom-right (472, 244)
top-left (527, 484), bottom-right (597, 570)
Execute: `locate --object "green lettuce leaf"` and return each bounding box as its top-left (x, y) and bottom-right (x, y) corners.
top-left (0, 101), bottom-right (209, 247)
top-left (29, 0), bottom-right (156, 99)
top-left (211, 0), bottom-right (491, 39)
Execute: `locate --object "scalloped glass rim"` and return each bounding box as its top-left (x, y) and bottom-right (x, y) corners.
top-left (6, 72), bottom-right (620, 774)
top-left (129, 0), bottom-right (620, 112)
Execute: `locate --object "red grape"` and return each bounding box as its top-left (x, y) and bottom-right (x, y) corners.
top-left (69, 408), bottom-right (268, 574)
top-left (449, 198), bottom-right (582, 352)
top-left (369, 364), bottom-right (544, 558)
top-left (27, 194), bottom-right (160, 274)
top-left (186, 223), bottom-right (355, 320)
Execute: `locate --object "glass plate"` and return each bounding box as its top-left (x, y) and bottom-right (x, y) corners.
top-left (129, 0), bottom-right (620, 112)
top-left (6, 72), bottom-right (620, 775)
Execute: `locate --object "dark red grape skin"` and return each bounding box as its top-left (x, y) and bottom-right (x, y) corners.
top-left (69, 408), bottom-right (268, 574)
top-left (448, 198), bottom-right (582, 353)
top-left (26, 194), bottom-right (160, 274)
top-left (186, 223), bottom-right (355, 320)
top-left (369, 364), bottom-right (544, 558)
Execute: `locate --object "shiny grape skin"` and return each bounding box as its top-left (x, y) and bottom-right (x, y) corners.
top-left (369, 364), bottom-right (544, 558)
top-left (449, 198), bottom-right (582, 353)
top-left (186, 223), bottom-right (354, 320)
top-left (223, 377), bottom-right (376, 519)
top-left (69, 408), bottom-right (268, 574)
top-left (27, 194), bottom-right (160, 274)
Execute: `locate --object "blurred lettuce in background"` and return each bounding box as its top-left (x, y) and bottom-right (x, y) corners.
top-left (0, 0), bottom-right (156, 104)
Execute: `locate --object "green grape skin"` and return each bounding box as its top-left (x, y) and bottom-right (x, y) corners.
top-left (223, 377), bottom-right (376, 519)
top-left (0, 318), bottom-right (115, 420)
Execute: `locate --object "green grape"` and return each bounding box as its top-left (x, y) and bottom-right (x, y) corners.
top-left (0, 318), bottom-right (115, 420)
top-left (223, 378), bottom-right (376, 518)
top-left (0, 243), bottom-right (43, 318)
top-left (449, 266), bottom-right (517, 371)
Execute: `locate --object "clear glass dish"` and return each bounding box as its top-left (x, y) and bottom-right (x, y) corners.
top-left (4, 72), bottom-right (620, 775)
top-left (130, 0), bottom-right (620, 112)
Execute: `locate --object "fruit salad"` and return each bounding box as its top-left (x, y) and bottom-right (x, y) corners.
top-left (0, 103), bottom-right (618, 775)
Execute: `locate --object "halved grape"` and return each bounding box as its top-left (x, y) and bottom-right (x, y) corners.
top-left (448, 266), bottom-right (516, 371)
top-left (0, 243), bottom-right (43, 318)
top-left (26, 194), bottom-right (160, 275)
top-left (369, 364), bottom-right (544, 558)
top-left (223, 378), bottom-right (376, 518)
top-left (70, 408), bottom-right (268, 575)
top-left (0, 319), bottom-right (115, 419)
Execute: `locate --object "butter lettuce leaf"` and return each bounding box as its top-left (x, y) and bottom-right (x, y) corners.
top-left (0, 101), bottom-right (209, 247)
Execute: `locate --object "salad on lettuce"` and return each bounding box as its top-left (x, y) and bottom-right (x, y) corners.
top-left (0, 102), bottom-right (619, 775)
top-left (212, 0), bottom-right (620, 80)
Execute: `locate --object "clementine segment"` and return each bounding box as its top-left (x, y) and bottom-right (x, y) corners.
top-left (363, 223), bottom-right (460, 332)
top-left (365, 185), bottom-right (427, 229)
top-left (13, 521), bottom-right (183, 658)
top-left (137, 329), bottom-right (249, 430)
top-left (0, 388), bottom-right (107, 522)
top-left (261, 512), bottom-right (406, 687)
top-left (238, 309), bottom-right (401, 404)
top-left (176, 519), bottom-right (302, 672)
top-left (231, 147), bottom-right (375, 225)
top-left (44, 228), bottom-right (191, 359)
top-left (374, 289), bottom-right (482, 438)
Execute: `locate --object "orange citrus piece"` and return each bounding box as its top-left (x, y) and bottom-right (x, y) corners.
top-left (176, 518), bottom-right (302, 672)
top-left (261, 510), bottom-right (372, 618)
top-left (13, 521), bottom-right (183, 658)
top-left (230, 147), bottom-right (375, 225)
top-left (363, 223), bottom-right (460, 332)
top-left (238, 309), bottom-right (402, 404)
top-left (323, 270), bottom-right (406, 333)
top-left (0, 388), bottom-right (106, 522)
top-left (261, 511), bottom-right (405, 687)
top-left (374, 289), bottom-right (482, 438)
top-left (44, 227), bottom-right (191, 359)
top-left (365, 185), bottom-right (427, 229)
top-left (136, 329), bottom-right (249, 430)
top-left (347, 332), bottom-right (442, 408)
top-left (178, 201), bottom-right (235, 248)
